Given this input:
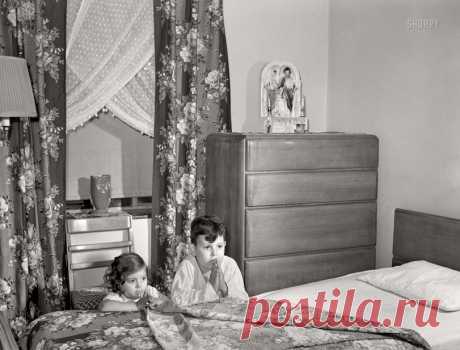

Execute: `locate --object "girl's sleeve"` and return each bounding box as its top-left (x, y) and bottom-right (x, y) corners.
top-left (102, 292), bottom-right (124, 302)
top-left (146, 285), bottom-right (161, 299)
top-left (171, 261), bottom-right (219, 306)
top-left (225, 258), bottom-right (249, 300)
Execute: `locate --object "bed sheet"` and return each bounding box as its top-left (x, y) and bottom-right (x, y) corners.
top-left (258, 271), bottom-right (460, 350)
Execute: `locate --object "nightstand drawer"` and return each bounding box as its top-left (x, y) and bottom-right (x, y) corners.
top-left (66, 214), bottom-right (132, 233)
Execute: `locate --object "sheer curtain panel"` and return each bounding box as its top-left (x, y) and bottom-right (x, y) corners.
top-left (66, 0), bottom-right (155, 135)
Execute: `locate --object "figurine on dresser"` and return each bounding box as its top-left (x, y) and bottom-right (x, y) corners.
top-left (260, 61), bottom-right (306, 133)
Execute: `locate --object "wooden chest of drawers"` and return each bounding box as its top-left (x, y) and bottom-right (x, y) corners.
top-left (206, 133), bottom-right (378, 295)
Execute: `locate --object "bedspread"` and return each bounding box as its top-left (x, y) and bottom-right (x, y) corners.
top-left (21, 298), bottom-right (431, 350)
top-left (21, 311), bottom-right (160, 350)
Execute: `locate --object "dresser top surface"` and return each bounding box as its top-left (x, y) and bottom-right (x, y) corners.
top-left (207, 132), bottom-right (378, 141)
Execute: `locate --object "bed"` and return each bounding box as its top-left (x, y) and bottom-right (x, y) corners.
top-left (259, 208), bottom-right (460, 350)
top-left (19, 208), bottom-right (459, 349)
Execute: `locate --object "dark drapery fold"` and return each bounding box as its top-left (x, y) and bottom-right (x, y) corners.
top-left (152, 0), bottom-right (231, 293)
top-left (0, 0), bottom-right (67, 339)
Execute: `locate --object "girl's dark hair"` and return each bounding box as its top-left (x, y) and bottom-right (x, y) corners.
top-left (190, 215), bottom-right (226, 245)
top-left (104, 252), bottom-right (147, 293)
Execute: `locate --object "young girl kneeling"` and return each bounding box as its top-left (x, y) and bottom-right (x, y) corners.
top-left (99, 253), bottom-right (166, 311)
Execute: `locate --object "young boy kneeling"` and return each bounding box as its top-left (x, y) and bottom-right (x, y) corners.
top-left (171, 215), bottom-right (248, 306)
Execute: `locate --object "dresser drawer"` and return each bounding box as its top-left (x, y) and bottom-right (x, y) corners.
top-left (246, 135), bottom-right (378, 171)
top-left (245, 202), bottom-right (376, 257)
top-left (244, 247), bottom-right (375, 295)
top-left (246, 170), bottom-right (377, 206)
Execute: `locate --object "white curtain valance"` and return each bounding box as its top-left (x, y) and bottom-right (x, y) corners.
top-left (66, 0), bottom-right (155, 136)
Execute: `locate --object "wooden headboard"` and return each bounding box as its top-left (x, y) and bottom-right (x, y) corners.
top-left (393, 208), bottom-right (460, 271)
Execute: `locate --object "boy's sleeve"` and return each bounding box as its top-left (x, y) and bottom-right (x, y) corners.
top-left (225, 258), bottom-right (249, 300)
top-left (171, 260), bottom-right (219, 306)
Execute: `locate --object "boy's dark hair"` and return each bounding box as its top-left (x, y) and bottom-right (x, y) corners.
top-left (104, 252), bottom-right (147, 293)
top-left (191, 215), bottom-right (226, 245)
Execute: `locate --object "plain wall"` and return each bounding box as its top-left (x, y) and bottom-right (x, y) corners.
top-left (224, 0), bottom-right (329, 132)
top-left (66, 114), bottom-right (153, 200)
top-left (327, 0), bottom-right (460, 267)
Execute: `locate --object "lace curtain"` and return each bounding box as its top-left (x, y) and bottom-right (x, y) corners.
top-left (66, 0), bottom-right (155, 136)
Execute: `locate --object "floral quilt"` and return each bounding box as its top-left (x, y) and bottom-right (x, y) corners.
top-left (20, 311), bottom-right (159, 350)
top-left (20, 298), bottom-right (431, 350)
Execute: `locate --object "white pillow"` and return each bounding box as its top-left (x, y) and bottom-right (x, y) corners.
top-left (357, 260), bottom-right (460, 312)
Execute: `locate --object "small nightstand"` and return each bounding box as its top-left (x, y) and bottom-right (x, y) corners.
top-left (65, 209), bottom-right (134, 290)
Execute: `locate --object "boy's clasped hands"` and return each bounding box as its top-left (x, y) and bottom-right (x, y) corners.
top-left (209, 259), bottom-right (228, 298)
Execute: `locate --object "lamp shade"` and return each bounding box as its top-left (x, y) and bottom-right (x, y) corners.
top-left (0, 56), bottom-right (37, 118)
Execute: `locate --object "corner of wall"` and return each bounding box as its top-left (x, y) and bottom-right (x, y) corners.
top-left (325, 0), bottom-right (331, 131)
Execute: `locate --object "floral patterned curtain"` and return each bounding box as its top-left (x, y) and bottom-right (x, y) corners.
top-left (152, 0), bottom-right (231, 293)
top-left (0, 0), bottom-right (67, 338)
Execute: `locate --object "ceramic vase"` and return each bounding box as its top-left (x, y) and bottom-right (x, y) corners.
top-left (90, 174), bottom-right (111, 214)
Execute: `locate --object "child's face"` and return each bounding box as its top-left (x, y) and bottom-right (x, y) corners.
top-left (195, 234), bottom-right (226, 272)
top-left (120, 267), bottom-right (148, 299)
